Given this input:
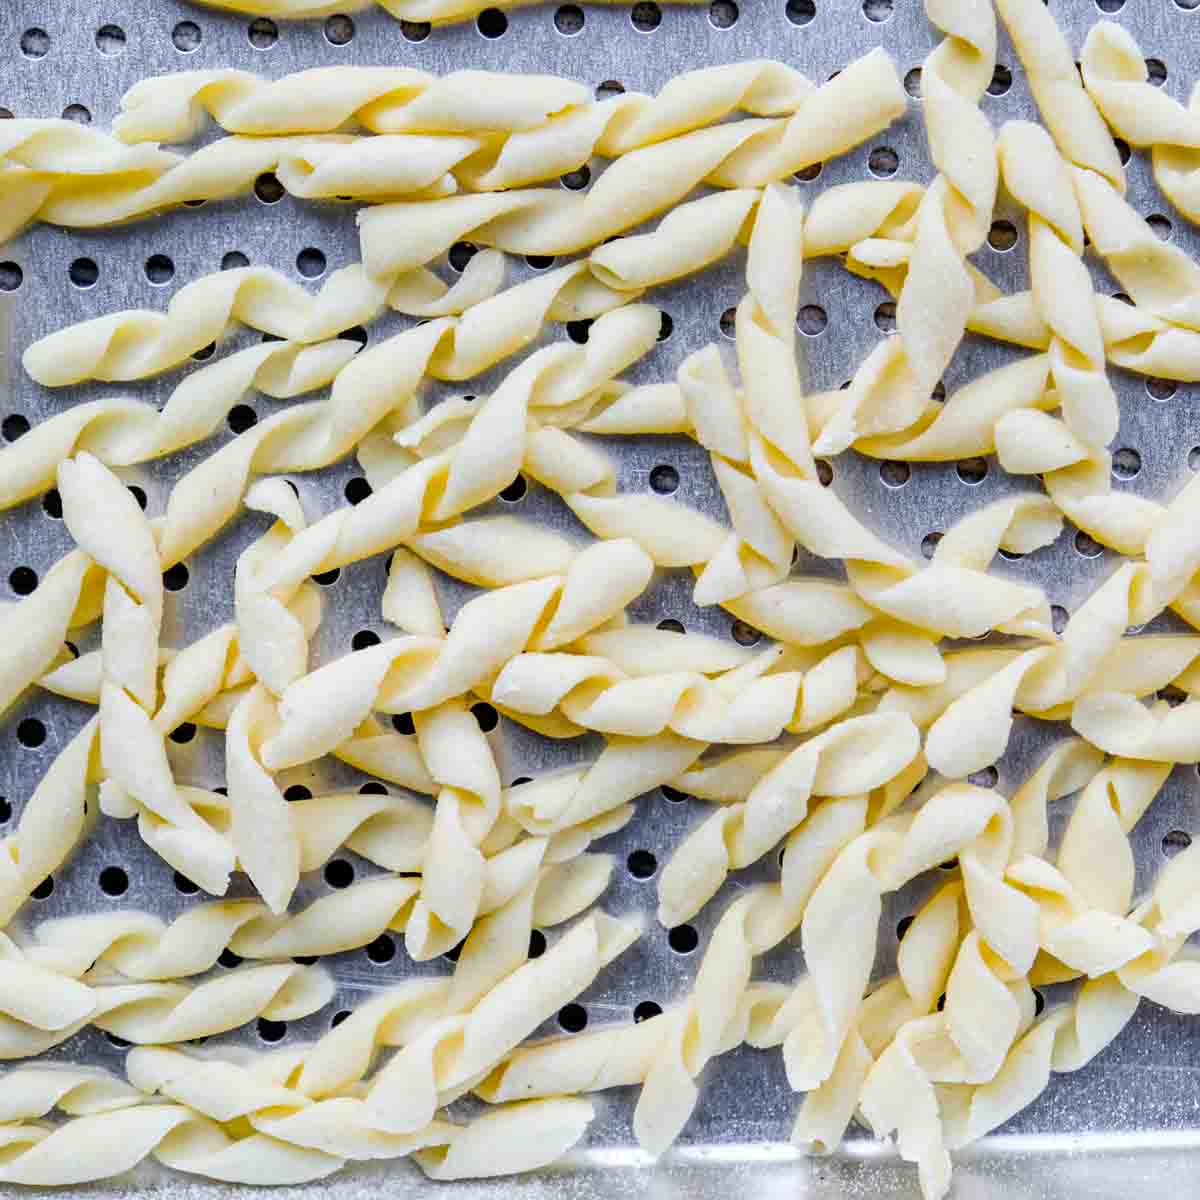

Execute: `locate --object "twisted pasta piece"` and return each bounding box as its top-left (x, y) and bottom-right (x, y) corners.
top-left (7, 132), bottom-right (477, 235)
top-left (788, 782), bottom-right (1039, 1095)
top-left (0, 1058), bottom-right (591, 1184)
top-left (0, 941), bottom-right (332, 1057)
top-left (992, 0), bottom-right (1125, 191)
top-left (818, 0), bottom-right (997, 454)
top-left (1080, 21), bottom-right (1200, 224)
top-left (0, 718), bottom-right (99, 927)
top-left (0, 120), bottom-right (181, 242)
top-left (357, 51), bottom-right (904, 271)
top-left (114, 67), bottom-right (587, 142)
top-left (0, 338), bottom-right (355, 513)
top-left (363, 910), bottom-right (637, 1132)
top-left (657, 712), bottom-right (921, 927)
top-left (492, 637), bottom-right (867, 745)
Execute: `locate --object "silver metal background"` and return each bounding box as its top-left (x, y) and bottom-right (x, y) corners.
top-left (2, 1), bottom-right (1200, 1196)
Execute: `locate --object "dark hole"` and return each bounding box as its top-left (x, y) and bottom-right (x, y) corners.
top-left (443, 940), bottom-right (464, 963)
top-left (661, 784), bottom-right (688, 804)
top-left (988, 64), bottom-right (1012, 95)
top-left (473, 702), bottom-right (499, 732)
top-left (785, 0), bottom-right (816, 25)
top-left (631, 1), bottom-right (662, 29)
top-left (297, 247), bottom-right (326, 278)
top-left (1115, 138), bottom-right (1131, 165)
top-left (99, 866), bottom-right (128, 896)
top-left (555, 4), bottom-right (585, 33)
top-left (526, 254), bottom-right (557, 269)
top-left (1147, 214), bottom-right (1173, 242)
top-left (921, 532), bottom-right (943, 559)
top-left (1034, 989), bottom-right (1045, 1016)
top-left (367, 934), bottom-right (396, 963)
top-left (20, 28), bottom-right (50, 58)
top-left (668, 924), bottom-right (699, 954)
top-left (31, 876), bottom-right (54, 900)
top-left (874, 300), bottom-right (897, 333)
top-left (344, 477), bottom-right (372, 505)
top-left (2, 414), bottom-right (29, 442)
top-left (596, 80), bottom-right (625, 99)
top-left (1147, 377), bottom-right (1177, 401)
top-left (896, 915), bottom-right (913, 941)
top-left (17, 718), bottom-right (44, 748)
top-left (968, 765), bottom-right (999, 789)
top-left (163, 563), bottom-right (189, 592)
top-left (558, 1002), bottom-right (588, 1032)
top-left (1163, 830), bottom-right (1192, 857)
top-left (331, 1010), bottom-right (351, 1027)
top-left (221, 251), bottom-right (249, 271)
top-left (168, 722), bottom-right (197, 745)
top-left (936, 993), bottom-right (946, 1012)
top-left (658, 312), bottom-right (674, 342)
top-left (254, 172), bottom-right (284, 203)
top-left (257, 1018), bottom-right (287, 1042)
top-left (359, 781), bottom-right (388, 795)
top-left (62, 104), bottom-right (91, 124)
top-left (798, 304), bottom-right (828, 335)
top-left (392, 713), bottom-right (415, 735)
top-left (862, 0), bottom-right (893, 20)
top-left (105, 1031), bottom-right (131, 1047)
top-left (793, 161), bottom-right (823, 182)
top-left (448, 241), bottom-right (478, 272)
top-left (145, 254), bottom-right (174, 285)
top-left (401, 20), bottom-right (430, 41)
top-left (627, 849), bottom-right (657, 878)
top-left (324, 859), bottom-right (354, 889)
top-left (227, 405), bottom-right (257, 434)
top-left (868, 146), bottom-right (899, 177)
top-left (219, 948), bottom-right (243, 969)
top-left (529, 929), bottom-right (547, 958)
top-left (128, 485), bottom-right (148, 510)
top-left (566, 318), bottom-right (593, 343)
top-left (500, 475), bottom-right (527, 502)
top-left (313, 568), bottom-right (341, 586)
top-left (96, 23), bottom-right (126, 54)
top-left (931, 380), bottom-right (946, 402)
top-left (957, 457), bottom-right (988, 485)
top-left (634, 1000), bottom-right (662, 1022)
top-left (1147, 58), bottom-right (1167, 86)
top-left (816, 459), bottom-right (833, 486)
top-left (339, 325), bottom-right (369, 351)
top-left (192, 342), bottom-right (216, 362)
top-left (988, 220), bottom-right (1018, 252)
top-left (657, 618), bottom-right (685, 634)
top-left (511, 776), bottom-right (531, 787)
top-left (174, 872), bottom-right (199, 894)
top-left (879, 460), bottom-right (910, 488)
top-left (0, 263), bottom-right (22, 292)
top-left (0, 798), bottom-right (9, 823)
top-left (294, 954), bottom-right (319, 966)
top-left (69, 257), bottom-right (99, 289)
top-left (719, 307), bottom-right (737, 338)
top-left (649, 464), bottom-right (679, 494)
top-left (1113, 292), bottom-right (1134, 306)
top-left (1074, 530), bottom-right (1104, 558)
top-left (710, 0), bottom-right (739, 26)
top-left (172, 20), bottom-right (202, 51)
top-left (731, 617), bottom-right (763, 647)
top-left (324, 14), bottom-right (355, 43)
top-left (284, 784), bottom-right (312, 802)
top-left (561, 166), bottom-right (591, 191)
top-left (1112, 448), bottom-right (1141, 480)
top-left (477, 7), bottom-right (508, 37)
top-left (904, 67), bottom-right (923, 97)
top-left (248, 17), bottom-right (278, 48)
top-left (213, 786), bottom-right (228, 796)
top-left (10, 566), bottom-right (37, 595)
top-left (352, 630), bottom-right (381, 652)
top-left (1051, 605), bottom-right (1069, 635)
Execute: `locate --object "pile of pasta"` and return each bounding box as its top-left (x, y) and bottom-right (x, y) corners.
top-left (6, 1), bottom-right (1200, 1196)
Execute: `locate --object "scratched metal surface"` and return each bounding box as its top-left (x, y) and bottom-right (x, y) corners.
top-left (1, 0), bottom-right (1200, 1195)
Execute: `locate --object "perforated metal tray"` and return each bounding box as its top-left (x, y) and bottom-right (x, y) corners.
top-left (3, 0), bottom-right (1200, 1196)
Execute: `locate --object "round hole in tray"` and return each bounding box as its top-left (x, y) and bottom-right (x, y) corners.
top-left (401, 20), bottom-right (430, 41)
top-left (324, 859), bottom-right (355, 889)
top-left (634, 1000), bottom-right (662, 1023)
top-left (9, 566), bottom-right (37, 596)
top-left (649, 464), bottom-right (679, 494)
top-left (529, 929), bottom-right (547, 958)
top-left (558, 1003), bottom-right (588, 1032)
top-left (2, 413), bottom-right (29, 441)
top-left (248, 18), bottom-right (278, 49)
top-left (477, 8), bottom-right (508, 37)
top-left (284, 784), bottom-right (313, 802)
top-left (988, 64), bottom-right (1012, 96)
top-left (668, 924), bottom-right (699, 954)
top-left (18, 717), bottom-right (47, 748)
top-left (627, 849), bottom-right (658, 879)
top-left (173, 20), bottom-right (202, 51)
top-left (631, 2), bottom-right (662, 30)
top-left (904, 67), bottom-right (923, 97)
top-left (324, 14), bottom-right (355, 44)
top-left (257, 1018), bottom-right (287, 1042)
top-left (352, 630), bottom-right (381, 652)
top-left (95, 24), bottom-right (126, 54)
top-left (473, 703), bottom-right (499, 733)
top-left (555, 4), bottom-right (585, 33)
top-left (99, 866), bottom-right (129, 896)
top-left (0, 263), bottom-right (22, 292)
top-left (710, 0), bottom-right (739, 27)
top-left (784, 0), bottom-right (816, 26)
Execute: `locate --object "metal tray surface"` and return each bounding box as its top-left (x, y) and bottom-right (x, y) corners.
top-left (2, 0), bottom-right (1200, 1196)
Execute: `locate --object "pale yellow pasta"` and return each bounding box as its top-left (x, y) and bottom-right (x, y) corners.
top-left (819, 0), bottom-right (996, 455)
top-left (993, 0), bottom-right (1125, 189)
top-left (1081, 21), bottom-right (1200, 224)
top-left (0, 120), bottom-right (181, 242)
top-left (5, 131), bottom-right (474, 235)
top-left (658, 712), bottom-right (920, 927)
top-left (0, 938), bottom-right (332, 1057)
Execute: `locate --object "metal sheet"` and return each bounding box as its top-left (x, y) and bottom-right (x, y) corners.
top-left (1, 0), bottom-right (1199, 1196)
